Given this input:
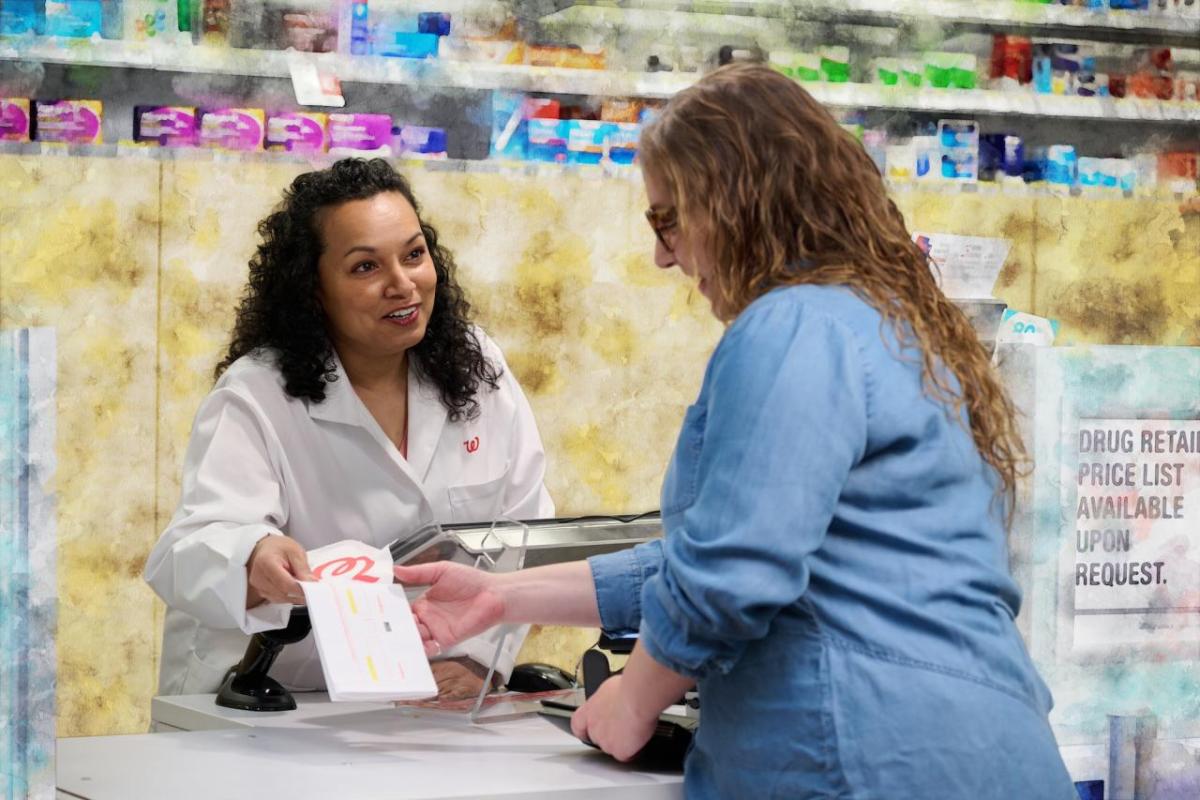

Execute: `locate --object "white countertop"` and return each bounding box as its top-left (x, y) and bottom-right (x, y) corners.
top-left (56, 693), bottom-right (684, 800)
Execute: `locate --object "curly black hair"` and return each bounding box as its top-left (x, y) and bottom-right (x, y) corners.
top-left (216, 158), bottom-right (500, 421)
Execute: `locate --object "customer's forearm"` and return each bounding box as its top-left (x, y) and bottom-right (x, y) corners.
top-left (494, 561), bottom-right (601, 627)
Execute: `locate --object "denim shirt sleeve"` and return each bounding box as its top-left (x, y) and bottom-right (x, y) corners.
top-left (588, 540), bottom-right (664, 635)
top-left (638, 294), bottom-right (870, 680)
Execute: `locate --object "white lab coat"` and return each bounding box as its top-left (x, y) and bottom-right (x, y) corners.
top-left (144, 329), bottom-right (554, 696)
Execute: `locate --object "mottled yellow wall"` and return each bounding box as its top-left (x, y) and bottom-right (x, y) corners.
top-left (0, 156), bottom-right (160, 737)
top-left (3, 152), bottom-right (1196, 736)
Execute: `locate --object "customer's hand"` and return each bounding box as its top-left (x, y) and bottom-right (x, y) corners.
top-left (431, 657), bottom-right (494, 701)
top-left (394, 562), bottom-right (505, 658)
top-left (571, 675), bottom-right (659, 762)
top-left (246, 534), bottom-right (316, 608)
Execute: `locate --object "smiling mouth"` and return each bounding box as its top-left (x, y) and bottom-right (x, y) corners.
top-left (383, 306), bottom-right (419, 325)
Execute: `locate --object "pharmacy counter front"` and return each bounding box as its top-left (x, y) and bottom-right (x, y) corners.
top-left (56, 693), bottom-right (684, 800)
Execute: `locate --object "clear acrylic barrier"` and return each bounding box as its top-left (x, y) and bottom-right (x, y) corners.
top-left (391, 518), bottom-right (569, 723)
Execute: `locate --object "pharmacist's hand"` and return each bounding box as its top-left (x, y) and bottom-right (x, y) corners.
top-left (571, 676), bottom-right (658, 762)
top-left (393, 562), bottom-right (505, 658)
top-left (431, 657), bottom-right (495, 701)
top-left (246, 534), bottom-right (317, 608)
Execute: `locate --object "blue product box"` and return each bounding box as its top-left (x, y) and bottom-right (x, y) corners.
top-left (397, 125), bottom-right (447, 157)
top-left (1046, 144), bottom-right (1077, 186)
top-left (527, 118), bottom-right (568, 163)
top-left (417, 12), bottom-right (450, 36)
top-left (567, 120), bottom-right (615, 165)
top-left (608, 121), bottom-right (640, 165)
top-left (377, 31), bottom-right (439, 59)
top-left (0, 0), bottom-right (45, 34)
top-left (489, 91), bottom-right (527, 160)
top-left (43, 0), bottom-right (100, 36)
top-left (1073, 779), bottom-right (1103, 800)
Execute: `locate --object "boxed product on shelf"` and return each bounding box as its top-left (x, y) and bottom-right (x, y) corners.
top-left (124, 0), bottom-right (177, 41)
top-left (327, 112), bottom-right (392, 154)
top-left (198, 108), bottom-right (265, 151)
top-left (0, 98), bottom-right (31, 141)
top-left (416, 12), bottom-right (450, 37)
top-left (44, 0), bottom-right (99, 37)
top-left (395, 125), bottom-right (447, 159)
top-left (600, 99), bottom-right (640, 123)
top-left (872, 58), bottom-right (901, 86)
top-left (608, 121), bottom-right (640, 165)
top-left (441, 36), bottom-right (523, 64)
top-left (32, 99), bottom-right (102, 143)
top-left (376, 31), bottom-right (439, 59)
top-left (279, 7), bottom-right (337, 53)
top-left (769, 51), bottom-right (821, 81)
top-left (979, 133), bottom-right (1024, 181)
top-left (133, 106), bottom-right (197, 146)
top-left (337, 0), bottom-right (369, 55)
top-left (527, 118), bottom-right (568, 163)
top-left (489, 91), bottom-right (528, 160)
top-left (525, 44), bottom-right (605, 70)
top-left (0, 0), bottom-right (43, 35)
top-left (820, 47), bottom-right (850, 83)
top-left (924, 52), bottom-right (976, 90)
top-left (1046, 144), bottom-right (1078, 187)
top-left (566, 119), bottom-right (611, 165)
top-left (990, 35), bottom-right (1033, 89)
top-left (937, 119), bottom-right (978, 181)
top-left (265, 111), bottom-right (328, 152)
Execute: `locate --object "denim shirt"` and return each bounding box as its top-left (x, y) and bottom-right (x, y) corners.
top-left (589, 285), bottom-right (1075, 800)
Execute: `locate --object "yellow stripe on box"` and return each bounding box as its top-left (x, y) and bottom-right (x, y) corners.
top-left (366, 655), bottom-right (378, 682)
top-left (346, 588), bottom-right (358, 614)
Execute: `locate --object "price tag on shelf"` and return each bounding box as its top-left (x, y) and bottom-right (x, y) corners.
top-left (288, 52), bottom-right (345, 108)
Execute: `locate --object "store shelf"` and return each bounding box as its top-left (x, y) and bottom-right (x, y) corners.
top-left (547, 0), bottom-right (1200, 47)
top-left (3, 36), bottom-right (1199, 122)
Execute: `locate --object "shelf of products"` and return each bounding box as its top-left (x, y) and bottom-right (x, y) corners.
top-left (2, 37), bottom-right (1198, 123)
top-left (552, 0), bottom-right (1200, 46)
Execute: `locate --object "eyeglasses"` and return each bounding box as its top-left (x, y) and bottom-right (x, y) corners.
top-left (644, 206), bottom-right (678, 252)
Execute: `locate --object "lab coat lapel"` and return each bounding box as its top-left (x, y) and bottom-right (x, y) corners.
top-left (307, 351), bottom-right (431, 491)
top-left (405, 358), bottom-right (448, 483)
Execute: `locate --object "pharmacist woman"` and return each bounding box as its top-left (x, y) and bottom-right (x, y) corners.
top-left (144, 159), bottom-right (554, 700)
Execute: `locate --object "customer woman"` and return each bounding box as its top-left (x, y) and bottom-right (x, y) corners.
top-left (396, 64), bottom-right (1075, 798)
top-left (145, 159), bottom-right (553, 700)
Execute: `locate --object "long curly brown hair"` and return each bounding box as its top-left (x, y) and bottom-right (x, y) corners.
top-left (640, 62), bottom-right (1026, 517)
top-left (216, 158), bottom-right (499, 421)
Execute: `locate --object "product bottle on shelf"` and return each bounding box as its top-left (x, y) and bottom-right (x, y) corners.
top-left (337, 0), bottom-right (369, 56)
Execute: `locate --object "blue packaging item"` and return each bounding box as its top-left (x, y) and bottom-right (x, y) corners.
top-left (608, 121), bottom-right (640, 165)
top-left (1074, 779), bottom-right (1103, 800)
top-left (527, 119), bottom-right (568, 163)
top-left (1077, 156), bottom-right (1103, 187)
top-left (1032, 51), bottom-right (1053, 94)
top-left (0, 0), bottom-right (45, 34)
top-left (417, 12), bottom-right (450, 36)
top-left (489, 91), bottom-right (527, 160)
top-left (43, 0), bottom-right (101, 36)
top-left (396, 125), bottom-right (447, 157)
top-left (1046, 144), bottom-right (1077, 186)
top-left (377, 31), bottom-right (439, 58)
top-left (349, 1), bottom-right (369, 56)
top-left (567, 120), bottom-right (615, 165)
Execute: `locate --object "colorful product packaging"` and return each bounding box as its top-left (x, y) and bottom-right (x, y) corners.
top-left (32, 99), bottom-right (102, 144)
top-left (124, 0), bottom-right (178, 41)
top-left (769, 51), bottom-right (821, 81)
top-left (566, 120), bottom-right (614, 165)
top-left (417, 12), bottom-right (450, 36)
top-left (198, 108), bottom-right (265, 151)
top-left (327, 113), bottom-right (392, 153)
top-left (819, 47), bottom-right (850, 83)
top-left (44, 0), bottom-right (102, 37)
top-left (608, 122), bottom-right (640, 165)
top-left (0, 99), bottom-right (32, 142)
top-left (1, 0), bottom-right (44, 35)
top-left (489, 91), bottom-right (527, 160)
top-left (395, 125), bottom-right (447, 158)
top-left (133, 106), bottom-right (198, 146)
top-left (600, 99), bottom-right (640, 123)
top-left (527, 118), bottom-right (568, 163)
top-left (937, 119), bottom-right (978, 181)
top-left (872, 58), bottom-right (900, 86)
top-left (265, 111), bottom-right (328, 152)
top-left (377, 31), bottom-right (439, 58)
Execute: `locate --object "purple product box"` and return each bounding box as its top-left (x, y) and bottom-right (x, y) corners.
top-left (265, 112), bottom-right (328, 152)
top-left (134, 106), bottom-right (198, 147)
top-left (198, 108), bottom-right (265, 151)
top-left (1, 99), bottom-right (31, 141)
top-left (33, 99), bottom-right (103, 144)
top-left (327, 113), bottom-right (393, 153)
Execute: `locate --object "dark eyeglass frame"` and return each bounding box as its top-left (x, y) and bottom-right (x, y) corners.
top-left (644, 206), bottom-right (678, 252)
